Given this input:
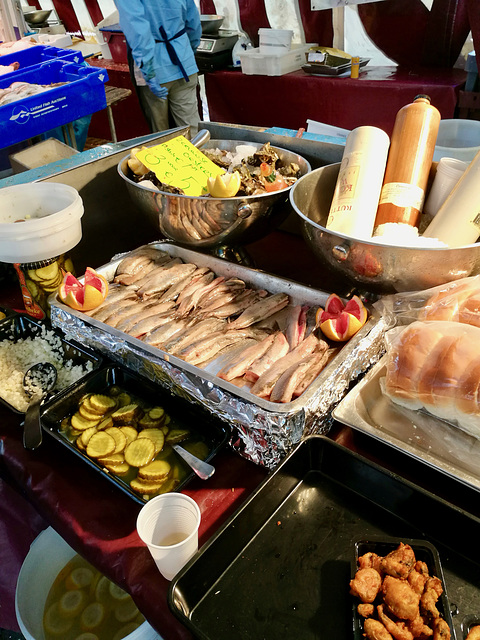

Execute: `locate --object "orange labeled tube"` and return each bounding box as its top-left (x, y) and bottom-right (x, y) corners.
top-left (374, 95), bottom-right (440, 229)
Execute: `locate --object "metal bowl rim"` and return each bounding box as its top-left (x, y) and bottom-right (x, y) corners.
top-left (289, 164), bottom-right (480, 252)
top-left (118, 141), bottom-right (312, 202)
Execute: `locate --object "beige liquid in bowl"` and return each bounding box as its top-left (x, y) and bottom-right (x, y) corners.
top-left (43, 554), bottom-right (145, 640)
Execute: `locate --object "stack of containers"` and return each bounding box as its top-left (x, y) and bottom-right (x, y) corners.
top-left (0, 44), bottom-right (109, 147)
top-left (239, 28), bottom-right (315, 76)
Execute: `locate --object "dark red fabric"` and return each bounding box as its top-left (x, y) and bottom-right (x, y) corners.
top-left (358, 0), bottom-right (470, 68)
top-left (83, 0), bottom-right (104, 27)
top-left (199, 0), bottom-right (216, 14)
top-left (237, 0), bottom-right (270, 47)
top-left (204, 66), bottom-right (466, 137)
top-left (298, 0), bottom-right (334, 46)
top-left (26, 0), bottom-right (41, 10)
top-left (467, 0), bottom-right (480, 67)
top-left (51, 0), bottom-right (83, 38)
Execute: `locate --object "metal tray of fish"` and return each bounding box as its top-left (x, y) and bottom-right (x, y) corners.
top-left (168, 435), bottom-right (480, 640)
top-left (333, 355), bottom-right (480, 494)
top-left (49, 242), bottom-right (386, 468)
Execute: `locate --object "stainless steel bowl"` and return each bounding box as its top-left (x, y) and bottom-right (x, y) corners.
top-left (23, 9), bottom-right (52, 24)
top-left (290, 163), bottom-right (480, 294)
top-left (200, 14), bottom-right (224, 35)
top-left (118, 140), bottom-right (311, 250)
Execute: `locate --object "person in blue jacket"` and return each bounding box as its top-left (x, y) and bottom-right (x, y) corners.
top-left (114, 0), bottom-right (202, 135)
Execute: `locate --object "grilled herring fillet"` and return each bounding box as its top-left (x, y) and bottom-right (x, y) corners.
top-left (250, 333), bottom-right (319, 398)
top-left (228, 293), bottom-right (290, 330)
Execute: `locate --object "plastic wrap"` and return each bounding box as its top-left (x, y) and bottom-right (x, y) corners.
top-left (382, 320), bottom-right (480, 440)
top-left (375, 274), bottom-right (480, 328)
top-left (49, 243), bottom-right (387, 469)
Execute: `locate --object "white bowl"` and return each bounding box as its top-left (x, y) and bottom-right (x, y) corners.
top-left (15, 527), bottom-right (162, 640)
top-left (434, 118), bottom-right (480, 163)
top-left (0, 182), bottom-right (83, 263)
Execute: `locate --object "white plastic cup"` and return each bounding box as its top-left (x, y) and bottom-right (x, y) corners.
top-left (136, 494), bottom-right (201, 581)
top-left (424, 157), bottom-right (468, 218)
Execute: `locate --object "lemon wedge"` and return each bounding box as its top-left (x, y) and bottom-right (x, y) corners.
top-left (207, 171), bottom-right (241, 198)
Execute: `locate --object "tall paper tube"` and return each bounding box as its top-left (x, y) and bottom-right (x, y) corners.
top-left (326, 126), bottom-right (390, 239)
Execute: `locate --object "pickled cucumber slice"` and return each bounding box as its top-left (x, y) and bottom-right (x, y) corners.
top-left (130, 476), bottom-right (166, 495)
top-left (148, 406), bottom-right (165, 421)
top-left (71, 412), bottom-right (100, 432)
top-left (86, 432), bottom-right (116, 458)
top-left (104, 427), bottom-right (127, 454)
top-left (124, 438), bottom-right (155, 467)
top-left (97, 452), bottom-right (125, 466)
top-left (111, 404), bottom-right (142, 424)
top-left (137, 428), bottom-right (165, 454)
top-left (89, 394), bottom-right (117, 414)
top-left (105, 461), bottom-right (130, 476)
top-left (138, 459), bottom-right (170, 482)
top-left (120, 426), bottom-right (138, 446)
top-left (165, 429), bottom-right (190, 444)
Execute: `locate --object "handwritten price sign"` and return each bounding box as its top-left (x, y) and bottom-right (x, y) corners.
top-left (135, 136), bottom-right (225, 197)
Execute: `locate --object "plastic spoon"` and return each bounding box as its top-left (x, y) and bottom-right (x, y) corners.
top-left (172, 444), bottom-right (215, 480)
top-left (22, 362), bottom-right (57, 451)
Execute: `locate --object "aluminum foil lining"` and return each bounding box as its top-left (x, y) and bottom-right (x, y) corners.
top-left (51, 305), bottom-right (387, 469)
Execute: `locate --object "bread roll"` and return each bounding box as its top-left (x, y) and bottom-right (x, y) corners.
top-left (458, 294), bottom-right (480, 328)
top-left (383, 321), bottom-right (480, 439)
top-left (421, 281), bottom-right (476, 322)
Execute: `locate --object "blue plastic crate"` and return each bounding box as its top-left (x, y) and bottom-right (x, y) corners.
top-left (0, 44), bottom-right (83, 78)
top-left (0, 59), bottom-right (108, 148)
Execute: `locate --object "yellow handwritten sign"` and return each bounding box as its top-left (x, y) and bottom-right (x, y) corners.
top-left (135, 136), bottom-right (225, 197)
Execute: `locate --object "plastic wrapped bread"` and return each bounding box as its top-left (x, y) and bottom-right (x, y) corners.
top-left (383, 320), bottom-right (480, 439)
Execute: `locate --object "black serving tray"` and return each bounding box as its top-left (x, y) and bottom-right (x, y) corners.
top-left (40, 364), bottom-right (231, 504)
top-left (352, 537), bottom-right (454, 639)
top-left (168, 435), bottom-right (480, 640)
top-left (0, 314), bottom-right (102, 414)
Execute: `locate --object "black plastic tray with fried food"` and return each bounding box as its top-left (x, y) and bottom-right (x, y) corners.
top-left (0, 314), bottom-right (102, 414)
top-left (40, 364), bottom-right (231, 504)
top-left (352, 537), bottom-right (454, 640)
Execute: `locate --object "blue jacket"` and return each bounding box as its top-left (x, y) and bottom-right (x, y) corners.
top-left (114, 0), bottom-right (201, 84)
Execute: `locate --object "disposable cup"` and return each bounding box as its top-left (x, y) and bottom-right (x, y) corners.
top-left (424, 156), bottom-right (468, 218)
top-left (137, 493), bottom-right (201, 581)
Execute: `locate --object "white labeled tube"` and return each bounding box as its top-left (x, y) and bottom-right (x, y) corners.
top-left (423, 150), bottom-right (480, 247)
top-left (326, 125), bottom-right (390, 240)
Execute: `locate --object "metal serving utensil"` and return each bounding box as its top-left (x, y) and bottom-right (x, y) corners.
top-left (22, 362), bottom-right (57, 451)
top-left (172, 444), bottom-right (215, 480)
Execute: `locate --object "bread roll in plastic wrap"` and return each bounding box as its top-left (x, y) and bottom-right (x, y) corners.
top-left (383, 321), bottom-right (480, 439)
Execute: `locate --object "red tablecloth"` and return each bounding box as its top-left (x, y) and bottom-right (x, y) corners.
top-left (205, 66), bottom-right (467, 137)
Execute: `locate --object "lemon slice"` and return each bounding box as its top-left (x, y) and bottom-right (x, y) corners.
top-left (94, 575), bottom-right (111, 605)
top-left (59, 589), bottom-right (86, 617)
top-left (44, 602), bottom-right (74, 636)
top-left (113, 622), bottom-right (141, 640)
top-left (65, 566), bottom-right (95, 590)
top-left (74, 634), bottom-right (99, 640)
top-left (114, 598), bottom-right (139, 623)
top-left (80, 602), bottom-right (105, 631)
top-left (109, 581), bottom-right (131, 601)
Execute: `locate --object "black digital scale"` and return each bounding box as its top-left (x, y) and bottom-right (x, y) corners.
top-left (196, 30), bottom-right (238, 72)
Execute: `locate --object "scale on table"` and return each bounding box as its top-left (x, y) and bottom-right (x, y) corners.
top-left (196, 29), bottom-right (238, 72)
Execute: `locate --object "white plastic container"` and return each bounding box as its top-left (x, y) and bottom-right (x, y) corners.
top-left (240, 43), bottom-right (312, 76)
top-left (433, 118), bottom-right (480, 162)
top-left (0, 182), bottom-right (83, 263)
top-left (15, 527), bottom-right (162, 640)
top-left (258, 28), bottom-right (293, 54)
top-left (423, 156), bottom-right (468, 218)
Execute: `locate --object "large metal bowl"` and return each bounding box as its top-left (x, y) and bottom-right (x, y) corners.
top-left (118, 140), bottom-right (311, 251)
top-left (200, 15), bottom-right (224, 35)
top-left (23, 9), bottom-right (52, 24)
top-left (290, 163), bottom-right (480, 294)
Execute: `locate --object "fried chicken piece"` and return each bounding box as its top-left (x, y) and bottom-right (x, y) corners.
top-left (414, 561), bottom-right (430, 576)
top-left (364, 618), bottom-right (394, 640)
top-left (358, 603), bottom-right (375, 618)
top-left (381, 543), bottom-right (416, 579)
top-left (383, 575), bottom-right (420, 620)
top-left (378, 604), bottom-right (414, 640)
top-left (359, 552), bottom-right (384, 574)
top-left (466, 625), bottom-right (480, 640)
top-left (408, 569), bottom-right (428, 596)
top-left (420, 578), bottom-right (443, 619)
top-left (350, 567), bottom-right (383, 603)
top-left (408, 615), bottom-right (433, 638)
top-left (432, 617), bottom-right (450, 639)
